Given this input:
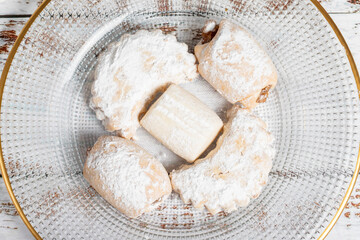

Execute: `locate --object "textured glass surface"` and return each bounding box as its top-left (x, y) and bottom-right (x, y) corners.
top-left (1, 0), bottom-right (360, 239)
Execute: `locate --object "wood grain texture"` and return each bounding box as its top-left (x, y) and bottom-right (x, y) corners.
top-left (0, 0), bottom-right (360, 239)
top-left (323, 12), bottom-right (360, 240)
top-left (0, 182), bottom-right (33, 239)
top-left (321, 0), bottom-right (360, 13)
top-left (330, 13), bottom-right (360, 66)
top-left (0, 18), bottom-right (27, 67)
top-left (0, 0), bottom-right (42, 16)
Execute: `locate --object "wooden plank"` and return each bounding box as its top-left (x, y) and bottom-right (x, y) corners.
top-left (0, 0), bottom-right (42, 16)
top-left (320, 0), bottom-right (360, 13)
top-left (324, 12), bottom-right (360, 240)
top-left (0, 18), bottom-right (27, 69)
top-left (330, 13), bottom-right (360, 66)
top-left (0, 181), bottom-right (34, 239)
top-left (0, 0), bottom-right (358, 15)
top-left (0, 17), bottom-right (31, 239)
top-left (0, 3), bottom-right (360, 240)
top-left (328, 189), bottom-right (360, 239)
top-left (0, 0), bottom-right (358, 16)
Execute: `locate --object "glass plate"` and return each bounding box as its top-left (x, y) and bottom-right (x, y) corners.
top-left (1, 0), bottom-right (359, 239)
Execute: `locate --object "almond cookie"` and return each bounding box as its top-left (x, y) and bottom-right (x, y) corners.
top-left (83, 135), bottom-right (172, 218)
top-left (195, 19), bottom-right (277, 109)
top-left (170, 106), bottom-right (275, 214)
top-left (90, 30), bottom-right (197, 138)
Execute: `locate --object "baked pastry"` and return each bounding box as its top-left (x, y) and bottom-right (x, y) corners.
top-left (90, 30), bottom-right (197, 139)
top-left (170, 106), bottom-right (275, 214)
top-left (83, 135), bottom-right (172, 218)
top-left (194, 19), bottom-right (278, 109)
top-left (140, 84), bottom-right (223, 163)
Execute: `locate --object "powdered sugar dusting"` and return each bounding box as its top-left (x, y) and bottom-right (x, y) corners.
top-left (87, 140), bottom-right (146, 206)
top-left (170, 106), bottom-right (275, 214)
top-left (134, 127), bottom-right (187, 172)
top-left (195, 19), bottom-right (277, 105)
top-left (84, 136), bottom-right (171, 217)
top-left (203, 20), bottom-right (216, 33)
top-left (90, 30), bottom-right (197, 138)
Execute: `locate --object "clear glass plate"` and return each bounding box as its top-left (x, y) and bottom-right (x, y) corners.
top-left (1, 0), bottom-right (359, 239)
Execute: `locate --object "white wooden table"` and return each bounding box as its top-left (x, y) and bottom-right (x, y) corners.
top-left (0, 0), bottom-right (359, 239)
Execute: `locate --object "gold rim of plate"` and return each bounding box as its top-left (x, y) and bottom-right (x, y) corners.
top-left (0, 0), bottom-right (359, 239)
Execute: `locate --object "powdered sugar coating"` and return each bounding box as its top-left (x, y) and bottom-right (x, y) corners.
top-left (170, 106), bottom-right (275, 214)
top-left (195, 19), bottom-right (277, 109)
top-left (90, 30), bottom-right (198, 138)
top-left (83, 135), bottom-right (172, 218)
top-left (203, 20), bottom-right (216, 33)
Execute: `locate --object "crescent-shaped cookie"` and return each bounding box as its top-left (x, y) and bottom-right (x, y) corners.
top-left (170, 106), bottom-right (275, 214)
top-left (90, 30), bottom-right (197, 138)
